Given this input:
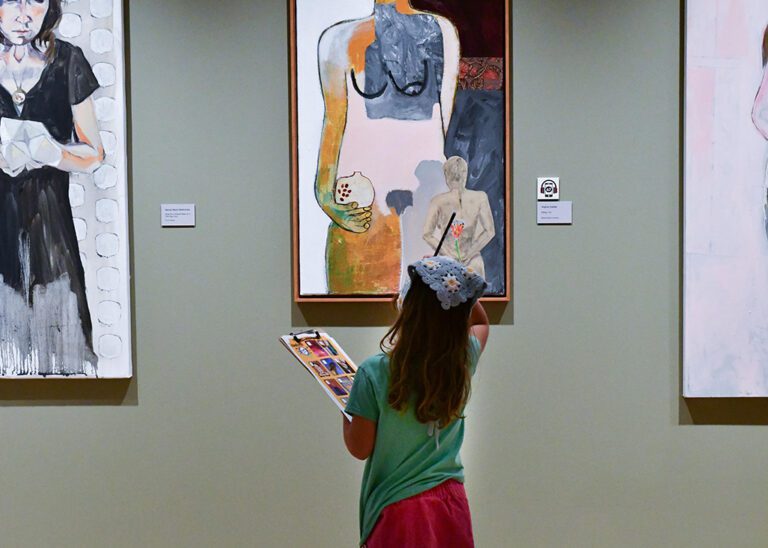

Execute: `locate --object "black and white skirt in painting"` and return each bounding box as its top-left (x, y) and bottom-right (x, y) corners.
top-left (0, 168), bottom-right (97, 376)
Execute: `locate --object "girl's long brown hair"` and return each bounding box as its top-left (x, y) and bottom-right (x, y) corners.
top-left (381, 268), bottom-right (473, 426)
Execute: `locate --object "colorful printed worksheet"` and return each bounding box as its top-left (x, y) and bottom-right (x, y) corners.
top-left (280, 331), bottom-right (358, 419)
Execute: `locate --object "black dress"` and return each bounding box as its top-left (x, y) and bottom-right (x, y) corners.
top-left (0, 40), bottom-right (100, 375)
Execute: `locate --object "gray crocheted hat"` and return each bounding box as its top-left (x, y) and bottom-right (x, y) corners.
top-left (400, 256), bottom-right (487, 310)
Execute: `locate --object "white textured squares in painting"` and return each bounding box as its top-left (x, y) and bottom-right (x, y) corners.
top-left (91, 0), bottom-right (113, 19)
top-left (94, 164), bottom-right (118, 189)
top-left (99, 334), bottom-right (122, 359)
top-left (95, 198), bottom-right (118, 223)
top-left (93, 63), bottom-right (116, 87)
top-left (90, 28), bottom-right (114, 54)
top-left (69, 183), bottom-right (85, 207)
top-left (97, 267), bottom-right (121, 292)
top-left (58, 13), bottom-right (82, 38)
top-left (97, 301), bottom-right (121, 326)
top-left (94, 96), bottom-right (116, 122)
top-left (100, 130), bottom-right (117, 155)
top-left (62, 0), bottom-right (129, 378)
top-left (95, 232), bottom-right (119, 258)
top-left (74, 218), bottom-right (88, 241)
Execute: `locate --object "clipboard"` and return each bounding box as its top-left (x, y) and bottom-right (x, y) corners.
top-left (280, 330), bottom-right (358, 419)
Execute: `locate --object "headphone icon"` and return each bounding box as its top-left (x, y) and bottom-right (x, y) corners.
top-left (540, 179), bottom-right (558, 198)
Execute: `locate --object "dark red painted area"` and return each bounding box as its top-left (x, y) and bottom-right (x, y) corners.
top-left (459, 58), bottom-right (504, 90)
top-left (411, 0), bottom-right (506, 57)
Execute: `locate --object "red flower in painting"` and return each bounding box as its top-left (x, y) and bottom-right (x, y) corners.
top-left (451, 221), bottom-right (465, 239)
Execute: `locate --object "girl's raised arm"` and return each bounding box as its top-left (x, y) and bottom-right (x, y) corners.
top-left (469, 301), bottom-right (489, 352)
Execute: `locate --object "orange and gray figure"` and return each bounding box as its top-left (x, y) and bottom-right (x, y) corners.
top-left (314, 0), bottom-right (460, 294)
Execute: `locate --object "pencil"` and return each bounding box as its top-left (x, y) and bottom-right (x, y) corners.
top-left (434, 212), bottom-right (456, 256)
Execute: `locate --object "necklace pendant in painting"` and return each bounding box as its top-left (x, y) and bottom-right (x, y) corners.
top-left (12, 88), bottom-right (25, 107)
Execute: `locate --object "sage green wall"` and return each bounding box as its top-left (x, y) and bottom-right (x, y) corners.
top-left (1, 0), bottom-right (767, 546)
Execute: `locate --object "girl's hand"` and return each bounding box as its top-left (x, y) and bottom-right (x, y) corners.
top-left (326, 201), bottom-right (372, 233)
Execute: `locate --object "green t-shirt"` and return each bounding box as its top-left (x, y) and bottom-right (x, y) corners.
top-left (345, 336), bottom-right (482, 545)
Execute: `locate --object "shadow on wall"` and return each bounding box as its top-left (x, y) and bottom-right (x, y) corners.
top-left (0, 379), bottom-right (135, 406)
top-left (681, 398), bottom-right (768, 426)
top-left (291, 300), bottom-right (509, 327)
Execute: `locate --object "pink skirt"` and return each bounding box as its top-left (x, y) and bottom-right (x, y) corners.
top-left (363, 480), bottom-right (474, 548)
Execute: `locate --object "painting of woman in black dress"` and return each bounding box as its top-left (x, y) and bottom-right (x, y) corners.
top-left (0, 0), bottom-right (104, 375)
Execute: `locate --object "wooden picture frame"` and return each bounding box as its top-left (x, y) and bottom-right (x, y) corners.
top-left (290, 0), bottom-right (511, 303)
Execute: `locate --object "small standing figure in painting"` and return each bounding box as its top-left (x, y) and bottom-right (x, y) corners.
top-left (315, 0), bottom-right (460, 294)
top-left (751, 24), bottom-right (768, 239)
top-left (423, 156), bottom-right (495, 279)
top-left (0, 0), bottom-right (104, 375)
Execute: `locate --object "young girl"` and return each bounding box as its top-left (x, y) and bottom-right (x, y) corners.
top-left (343, 256), bottom-right (489, 547)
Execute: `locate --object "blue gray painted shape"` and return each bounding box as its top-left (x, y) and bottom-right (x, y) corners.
top-left (352, 3), bottom-right (443, 121)
top-left (445, 90), bottom-right (506, 295)
top-left (385, 189), bottom-right (413, 216)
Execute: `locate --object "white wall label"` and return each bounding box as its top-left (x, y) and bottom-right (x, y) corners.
top-left (537, 177), bottom-right (560, 201)
top-left (537, 201), bottom-right (572, 225)
top-left (161, 204), bottom-right (196, 227)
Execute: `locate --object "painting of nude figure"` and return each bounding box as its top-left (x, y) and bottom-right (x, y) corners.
top-left (290, 0), bottom-right (510, 301)
top-left (685, 0), bottom-right (768, 396)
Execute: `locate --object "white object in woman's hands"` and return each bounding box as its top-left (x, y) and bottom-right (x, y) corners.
top-left (334, 171), bottom-right (375, 208)
top-left (0, 118), bottom-right (62, 173)
top-left (0, 117), bottom-right (26, 143)
top-left (0, 118), bottom-right (29, 174)
top-left (28, 133), bottom-right (62, 167)
top-left (0, 142), bottom-right (25, 176)
top-left (22, 120), bottom-right (62, 168)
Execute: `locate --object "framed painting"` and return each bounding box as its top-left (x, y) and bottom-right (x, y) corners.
top-left (684, 0), bottom-right (768, 396)
top-left (290, 0), bottom-right (511, 302)
top-left (0, 0), bottom-right (130, 378)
